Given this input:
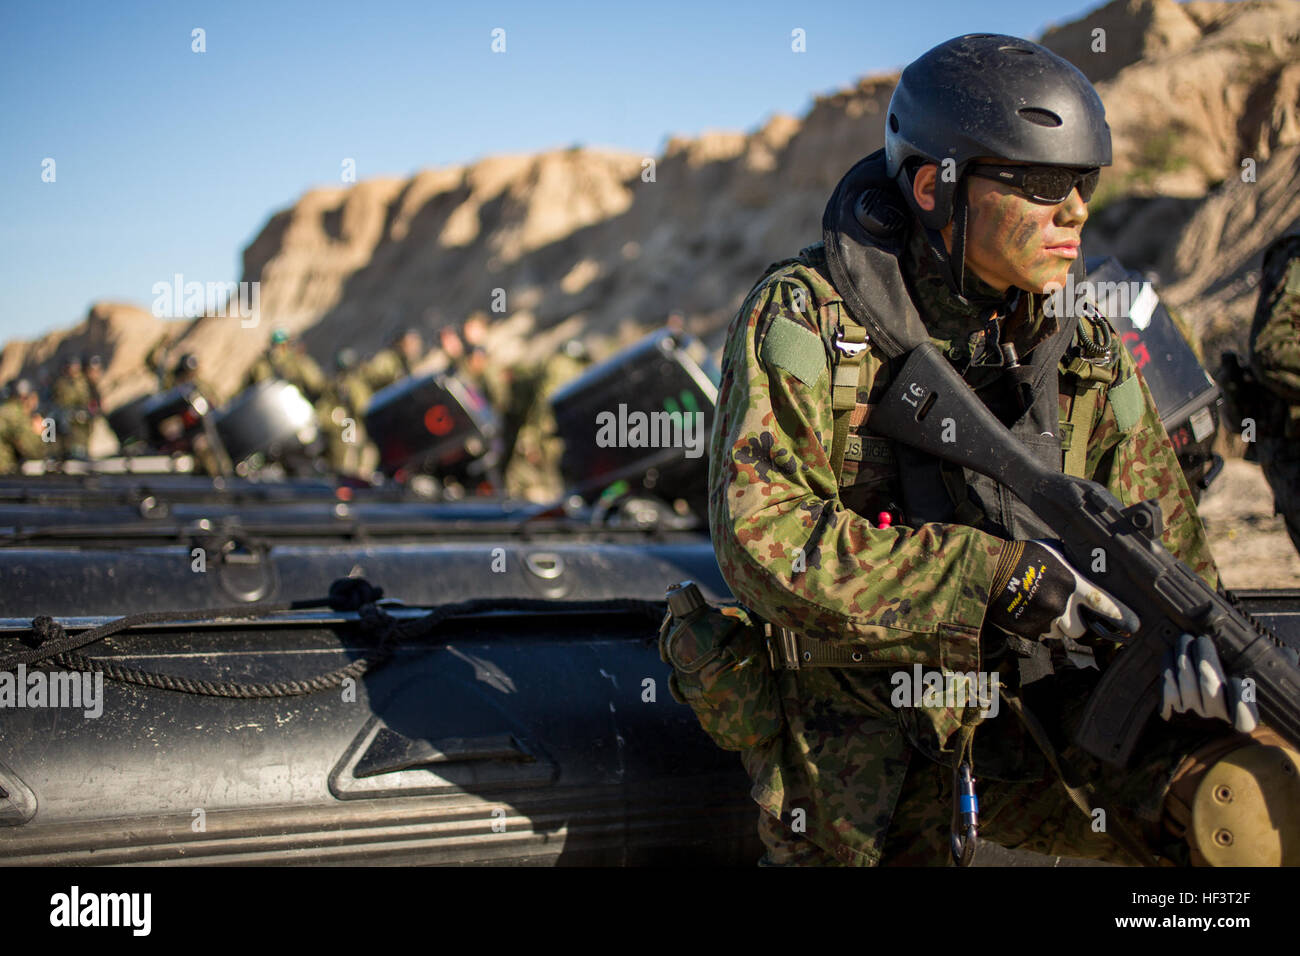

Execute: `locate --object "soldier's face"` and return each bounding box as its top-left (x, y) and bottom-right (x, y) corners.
top-left (954, 163), bottom-right (1088, 295)
top-left (916, 160), bottom-right (1090, 295)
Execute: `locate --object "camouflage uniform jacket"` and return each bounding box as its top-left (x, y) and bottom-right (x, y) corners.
top-left (0, 398), bottom-right (45, 474)
top-left (708, 228), bottom-right (1218, 864)
top-left (1247, 233), bottom-right (1300, 552)
top-left (321, 369), bottom-right (372, 419)
top-left (504, 351), bottom-right (588, 500)
top-left (51, 374), bottom-right (92, 422)
top-left (362, 349), bottom-right (414, 393)
top-left (244, 349), bottom-right (327, 403)
top-left (1250, 234), bottom-right (1300, 439)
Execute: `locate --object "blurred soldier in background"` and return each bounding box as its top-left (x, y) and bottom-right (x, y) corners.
top-left (172, 353), bottom-right (215, 406)
top-left (83, 354), bottom-right (107, 455)
top-left (145, 333), bottom-right (174, 388)
top-left (463, 313), bottom-right (489, 350)
top-left (0, 379), bottom-right (46, 474)
top-left (172, 354), bottom-right (224, 476)
top-left (1249, 232), bottom-right (1300, 556)
top-left (83, 355), bottom-right (105, 415)
top-left (51, 356), bottom-right (92, 459)
top-left (439, 321), bottom-right (514, 463)
top-left (442, 321), bottom-right (513, 434)
top-left (460, 344), bottom-right (512, 416)
top-left (504, 339), bottom-right (590, 501)
top-left (439, 325), bottom-right (466, 372)
top-left (364, 328), bottom-right (424, 392)
top-left (317, 347), bottom-right (376, 476)
top-left (242, 328), bottom-right (327, 403)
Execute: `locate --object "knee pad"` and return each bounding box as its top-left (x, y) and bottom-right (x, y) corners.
top-left (1165, 728), bottom-right (1300, 866)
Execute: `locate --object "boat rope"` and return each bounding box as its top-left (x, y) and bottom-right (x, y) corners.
top-left (2, 579), bottom-right (665, 699)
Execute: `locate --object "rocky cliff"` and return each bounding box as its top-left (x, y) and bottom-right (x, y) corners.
top-left (5, 0), bottom-right (1298, 409)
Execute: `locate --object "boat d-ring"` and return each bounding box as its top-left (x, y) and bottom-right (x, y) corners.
top-left (214, 536), bottom-right (278, 603)
top-left (524, 552), bottom-right (565, 581)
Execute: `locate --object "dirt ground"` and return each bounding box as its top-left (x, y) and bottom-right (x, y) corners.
top-left (1196, 458), bottom-right (1300, 588)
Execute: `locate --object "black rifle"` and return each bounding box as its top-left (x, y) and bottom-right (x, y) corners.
top-left (870, 341), bottom-right (1300, 766)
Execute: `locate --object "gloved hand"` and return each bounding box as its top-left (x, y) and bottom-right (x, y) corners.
top-left (1160, 633), bottom-right (1258, 732)
top-left (986, 540), bottom-right (1138, 642)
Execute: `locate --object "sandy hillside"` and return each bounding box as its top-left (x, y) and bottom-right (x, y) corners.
top-left (1198, 458), bottom-right (1300, 588)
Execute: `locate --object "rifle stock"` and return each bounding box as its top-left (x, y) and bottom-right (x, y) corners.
top-left (871, 341), bottom-right (1300, 766)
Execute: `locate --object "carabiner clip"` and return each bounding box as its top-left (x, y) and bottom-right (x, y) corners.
top-left (950, 761), bottom-right (980, 866)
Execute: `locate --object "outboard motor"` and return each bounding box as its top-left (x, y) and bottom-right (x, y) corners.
top-left (140, 383), bottom-right (212, 452)
top-left (364, 373), bottom-right (501, 494)
top-left (106, 392), bottom-right (156, 452)
top-left (551, 329), bottom-right (719, 518)
top-left (215, 379), bottom-right (319, 474)
top-left (1085, 258), bottom-right (1224, 500)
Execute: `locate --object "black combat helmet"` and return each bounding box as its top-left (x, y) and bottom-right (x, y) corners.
top-left (885, 34), bottom-right (1111, 297)
top-left (887, 34), bottom-right (1111, 226)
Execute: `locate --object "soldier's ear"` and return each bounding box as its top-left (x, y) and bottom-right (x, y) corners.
top-left (912, 163), bottom-right (938, 213)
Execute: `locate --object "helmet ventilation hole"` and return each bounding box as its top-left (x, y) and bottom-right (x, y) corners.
top-left (889, 113), bottom-right (899, 133)
top-left (1018, 107), bottom-right (1063, 127)
top-left (999, 46), bottom-right (1034, 55)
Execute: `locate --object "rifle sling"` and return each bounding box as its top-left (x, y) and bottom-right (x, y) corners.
top-left (1000, 689), bottom-right (1158, 867)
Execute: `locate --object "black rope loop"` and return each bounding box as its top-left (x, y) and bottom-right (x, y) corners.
top-left (329, 577), bottom-right (384, 611)
top-left (26, 615), bottom-right (66, 649)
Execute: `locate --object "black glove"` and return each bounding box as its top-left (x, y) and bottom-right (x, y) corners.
top-left (986, 540), bottom-right (1138, 642)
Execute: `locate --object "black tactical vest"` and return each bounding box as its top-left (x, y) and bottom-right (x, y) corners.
top-left (821, 148), bottom-right (1086, 541)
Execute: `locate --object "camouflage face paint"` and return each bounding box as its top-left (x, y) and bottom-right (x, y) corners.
top-left (960, 177), bottom-right (1087, 294)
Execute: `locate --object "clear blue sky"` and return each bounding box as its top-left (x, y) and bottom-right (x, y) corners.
top-left (0, 0), bottom-right (1106, 343)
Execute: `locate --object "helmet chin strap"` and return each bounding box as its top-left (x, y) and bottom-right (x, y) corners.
top-left (923, 176), bottom-right (971, 305)
top-left (926, 179), bottom-right (1021, 317)
top-left (898, 166), bottom-right (1019, 314)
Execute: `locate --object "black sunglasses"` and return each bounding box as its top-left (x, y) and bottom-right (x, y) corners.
top-left (966, 164), bottom-right (1101, 204)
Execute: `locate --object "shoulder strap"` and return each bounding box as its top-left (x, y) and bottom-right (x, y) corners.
top-left (1059, 304), bottom-right (1122, 478)
top-left (1061, 384), bottom-right (1102, 478)
top-left (829, 322), bottom-right (868, 480)
top-left (794, 243), bottom-right (872, 485)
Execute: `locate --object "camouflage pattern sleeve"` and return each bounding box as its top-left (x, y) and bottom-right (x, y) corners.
top-left (1082, 341), bottom-right (1219, 589)
top-left (14, 411), bottom-right (46, 460)
top-left (362, 350), bottom-right (404, 392)
top-left (243, 357), bottom-right (273, 390)
top-left (294, 353), bottom-right (328, 400)
top-left (708, 270), bottom-right (1008, 672)
top-left (0, 403), bottom-right (45, 462)
top-left (1250, 240), bottom-right (1300, 403)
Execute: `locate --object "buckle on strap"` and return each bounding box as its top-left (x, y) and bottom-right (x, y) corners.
top-left (834, 324), bottom-right (869, 357)
top-left (764, 623), bottom-right (802, 670)
top-left (832, 323), bottom-right (869, 414)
